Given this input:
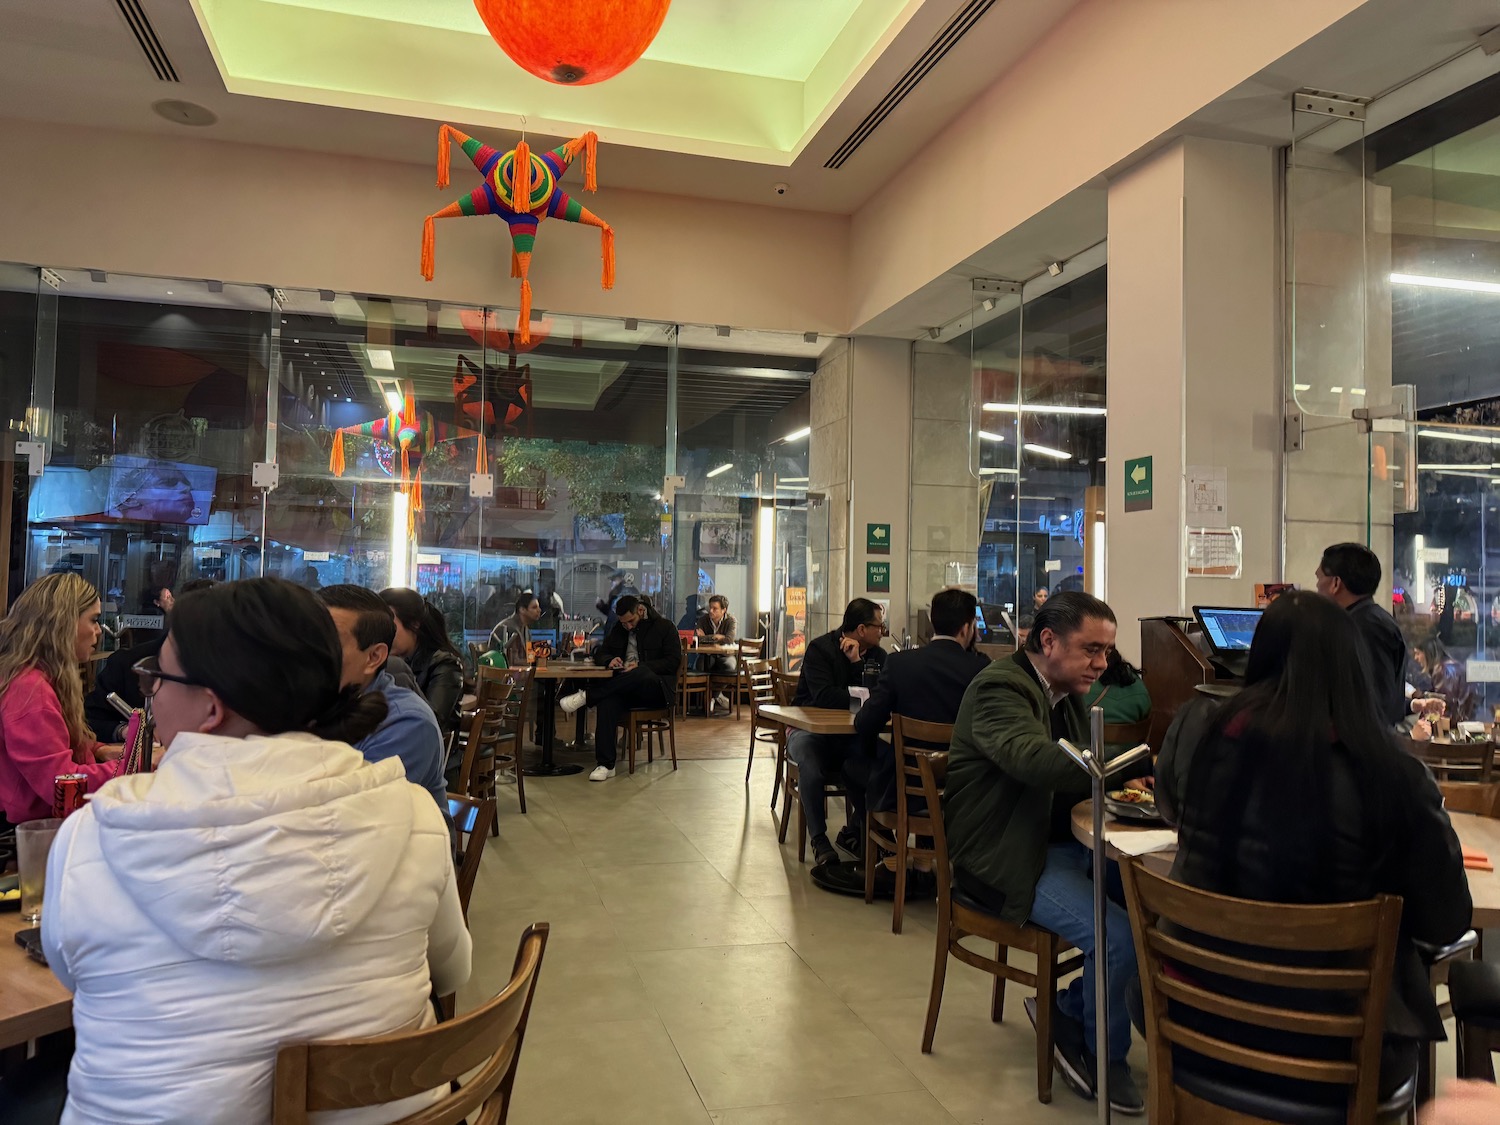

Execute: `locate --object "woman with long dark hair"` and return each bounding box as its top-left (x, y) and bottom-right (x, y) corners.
top-left (41, 578), bottom-right (471, 1123)
top-left (1156, 590), bottom-right (1469, 1103)
top-left (380, 587), bottom-right (464, 738)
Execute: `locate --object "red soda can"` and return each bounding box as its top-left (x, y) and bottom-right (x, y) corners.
top-left (53, 773), bottom-right (88, 818)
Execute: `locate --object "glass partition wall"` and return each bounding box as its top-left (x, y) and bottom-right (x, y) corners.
top-left (3, 264), bottom-right (822, 663)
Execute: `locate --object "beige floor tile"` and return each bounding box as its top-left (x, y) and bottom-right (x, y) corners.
top-left (508, 1017), bottom-right (712, 1125)
top-left (786, 926), bottom-right (992, 1007)
top-left (496, 934), bottom-right (658, 1032)
top-left (569, 822), bottom-right (705, 868)
top-left (633, 944), bottom-right (923, 1110)
top-left (709, 1089), bottom-right (960, 1124)
top-left (587, 858), bottom-right (738, 914)
top-left (610, 895), bottom-right (784, 952)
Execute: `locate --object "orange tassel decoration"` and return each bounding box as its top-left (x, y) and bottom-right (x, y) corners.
top-left (421, 216), bottom-right (436, 282)
top-left (517, 279), bottom-right (533, 346)
top-left (511, 247), bottom-right (521, 279)
top-left (584, 131), bottom-right (598, 192)
top-left (512, 139), bottom-right (532, 213)
top-left (437, 124), bottom-right (455, 189)
top-left (412, 467), bottom-right (424, 513)
top-left (329, 430), bottom-right (346, 476)
top-left (475, 434), bottom-right (488, 476)
top-left (601, 226), bottom-right (615, 290)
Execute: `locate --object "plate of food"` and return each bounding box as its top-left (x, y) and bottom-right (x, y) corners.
top-left (0, 872), bottom-right (19, 912)
top-left (1105, 784), bottom-right (1163, 823)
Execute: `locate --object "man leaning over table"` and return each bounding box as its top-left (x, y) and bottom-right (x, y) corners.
top-left (788, 598), bottom-right (886, 868)
top-left (943, 590), bottom-right (1145, 1115)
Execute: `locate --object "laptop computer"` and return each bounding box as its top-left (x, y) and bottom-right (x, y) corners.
top-left (1191, 605), bottom-right (1265, 678)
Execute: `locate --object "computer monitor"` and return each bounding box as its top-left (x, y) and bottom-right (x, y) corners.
top-left (1192, 606), bottom-right (1265, 654)
top-left (974, 606), bottom-right (990, 639)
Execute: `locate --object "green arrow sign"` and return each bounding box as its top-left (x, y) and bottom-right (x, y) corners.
top-left (867, 522), bottom-right (890, 555)
top-left (1124, 456), bottom-right (1152, 512)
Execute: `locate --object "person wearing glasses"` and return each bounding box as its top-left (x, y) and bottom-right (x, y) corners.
top-left (787, 598), bottom-right (887, 867)
top-left (0, 573), bottom-right (124, 824)
top-left (944, 591), bottom-right (1145, 1115)
top-left (40, 577), bottom-right (471, 1124)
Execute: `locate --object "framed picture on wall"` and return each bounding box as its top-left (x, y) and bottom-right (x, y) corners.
top-left (697, 521), bottom-right (740, 561)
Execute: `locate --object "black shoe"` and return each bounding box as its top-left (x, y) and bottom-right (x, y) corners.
top-left (1042, 1002), bottom-right (1097, 1101)
top-left (1106, 1062), bottom-right (1145, 1116)
top-left (834, 824), bottom-right (862, 858)
top-left (810, 833), bottom-right (837, 867)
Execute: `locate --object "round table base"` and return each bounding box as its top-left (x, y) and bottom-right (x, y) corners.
top-left (528, 762), bottom-right (584, 777)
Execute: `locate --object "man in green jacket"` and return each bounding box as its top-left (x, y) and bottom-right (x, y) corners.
top-left (945, 591), bottom-right (1143, 1115)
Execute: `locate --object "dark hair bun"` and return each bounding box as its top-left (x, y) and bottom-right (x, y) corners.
top-left (308, 686), bottom-right (388, 745)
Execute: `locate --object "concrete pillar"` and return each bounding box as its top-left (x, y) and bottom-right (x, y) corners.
top-left (1105, 138), bottom-right (1282, 656)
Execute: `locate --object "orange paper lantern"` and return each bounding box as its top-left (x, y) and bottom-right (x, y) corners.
top-left (474, 0), bottom-right (672, 85)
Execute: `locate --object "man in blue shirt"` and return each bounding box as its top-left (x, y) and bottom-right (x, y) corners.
top-left (318, 585), bottom-right (448, 813)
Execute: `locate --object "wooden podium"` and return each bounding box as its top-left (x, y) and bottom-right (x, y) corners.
top-left (1139, 617), bottom-right (1233, 751)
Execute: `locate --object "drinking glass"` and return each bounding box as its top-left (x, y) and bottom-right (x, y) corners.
top-left (17, 818), bottom-right (62, 925)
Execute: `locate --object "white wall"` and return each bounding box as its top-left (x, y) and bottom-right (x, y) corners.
top-left (0, 117), bottom-right (850, 334)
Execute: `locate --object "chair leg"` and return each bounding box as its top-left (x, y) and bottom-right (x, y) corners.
top-left (922, 926), bottom-right (950, 1053)
top-left (769, 736), bottom-right (785, 810)
top-left (627, 719), bottom-right (637, 775)
top-left (514, 758), bottom-right (527, 816)
top-left (892, 831), bottom-right (909, 935)
top-left (745, 735), bottom-right (755, 782)
top-left (667, 719), bottom-right (677, 769)
top-left (863, 811), bottom-right (877, 905)
top-left (797, 794), bottom-right (807, 862)
top-left (991, 945), bottom-right (1008, 1021)
top-left (1034, 936), bottom-right (1058, 1104)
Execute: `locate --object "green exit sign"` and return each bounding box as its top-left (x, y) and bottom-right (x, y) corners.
top-left (1124, 456), bottom-right (1152, 513)
top-left (866, 561), bottom-right (891, 593)
top-left (866, 523), bottom-right (890, 554)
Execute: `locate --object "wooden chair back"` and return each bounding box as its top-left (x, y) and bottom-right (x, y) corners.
top-left (1439, 780), bottom-right (1500, 819)
top-left (744, 658), bottom-right (776, 708)
top-left (1103, 717), bottom-right (1152, 748)
top-left (914, 751), bottom-right (953, 904)
top-left (1404, 737), bottom-right (1495, 784)
top-left (1118, 858), bottom-right (1403, 1124)
top-left (772, 669), bottom-right (799, 706)
top-left (446, 794), bottom-right (497, 919)
top-left (457, 671), bottom-right (517, 796)
top-left (273, 922), bottom-right (550, 1125)
top-left (893, 716), bottom-right (953, 812)
top-left (736, 636), bottom-right (765, 659)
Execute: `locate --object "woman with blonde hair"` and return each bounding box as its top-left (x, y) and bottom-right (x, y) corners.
top-left (0, 573), bottom-right (122, 823)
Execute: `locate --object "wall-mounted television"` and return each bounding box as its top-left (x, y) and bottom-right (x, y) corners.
top-left (104, 455), bottom-right (217, 526)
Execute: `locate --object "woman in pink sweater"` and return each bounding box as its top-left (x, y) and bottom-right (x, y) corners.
top-left (0, 573), bottom-right (122, 823)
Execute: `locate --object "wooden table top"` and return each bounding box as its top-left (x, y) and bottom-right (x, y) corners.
top-left (0, 914), bottom-right (72, 1051)
top-left (531, 663), bottom-right (615, 680)
top-left (687, 643), bottom-right (740, 656)
top-left (1070, 801), bottom-right (1500, 930)
top-left (758, 704), bottom-right (856, 736)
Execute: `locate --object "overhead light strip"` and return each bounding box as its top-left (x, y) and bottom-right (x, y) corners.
top-left (983, 403), bottom-right (1107, 416)
top-left (1391, 272), bottom-right (1500, 294)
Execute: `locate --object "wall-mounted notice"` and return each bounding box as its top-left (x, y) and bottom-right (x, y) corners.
top-left (1044, 559), bottom-right (1061, 573)
top-left (866, 561), bottom-right (891, 593)
top-left (1187, 465), bottom-right (1228, 528)
top-left (1124, 456), bottom-right (1152, 512)
top-left (1186, 526), bottom-right (1243, 578)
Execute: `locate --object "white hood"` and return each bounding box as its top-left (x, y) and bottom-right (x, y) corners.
top-left (89, 731), bottom-right (416, 966)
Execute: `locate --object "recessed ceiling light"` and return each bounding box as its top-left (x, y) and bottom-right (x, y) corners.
top-left (368, 348), bottom-right (395, 370)
top-left (706, 463), bottom-right (734, 478)
top-left (984, 403), bottom-right (1106, 416)
top-left (385, 390), bottom-right (404, 412)
top-left (1024, 443), bottom-right (1072, 460)
top-left (782, 427), bottom-right (811, 442)
top-left (152, 99), bottom-right (218, 127)
top-left (978, 431), bottom-right (1004, 442)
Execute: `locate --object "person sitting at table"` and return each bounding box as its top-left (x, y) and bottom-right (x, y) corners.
top-left (1082, 647), bottom-right (1151, 727)
top-left (1316, 542), bottom-right (1409, 727)
top-left (561, 594), bottom-right (681, 782)
top-left (381, 587), bottom-right (465, 741)
top-left (1155, 589), bottom-right (1470, 1110)
top-left (318, 585), bottom-right (448, 814)
top-left (788, 598), bottom-right (887, 868)
top-left (0, 573), bottom-right (124, 824)
top-left (490, 591), bottom-right (542, 668)
top-left (696, 594), bottom-right (739, 712)
top-left (944, 591), bottom-right (1144, 1114)
top-left (853, 587), bottom-right (988, 882)
top-left (42, 577), bottom-right (471, 1124)
top-left (84, 578), bottom-right (217, 743)
top-left (1412, 634), bottom-right (1475, 722)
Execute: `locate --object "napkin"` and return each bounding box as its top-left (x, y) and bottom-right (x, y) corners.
top-left (1463, 846), bottom-right (1492, 872)
top-left (1106, 828), bottom-right (1178, 857)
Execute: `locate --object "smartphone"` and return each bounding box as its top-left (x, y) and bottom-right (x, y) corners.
top-left (14, 926), bottom-right (47, 965)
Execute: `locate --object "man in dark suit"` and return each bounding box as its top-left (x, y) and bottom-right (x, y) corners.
top-left (852, 587), bottom-right (991, 825)
top-left (789, 598), bottom-right (887, 866)
top-left (1315, 543), bottom-right (1409, 727)
top-left (562, 595), bottom-right (682, 782)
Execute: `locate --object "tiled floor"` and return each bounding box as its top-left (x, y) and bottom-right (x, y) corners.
top-left (458, 752), bottom-right (1119, 1124)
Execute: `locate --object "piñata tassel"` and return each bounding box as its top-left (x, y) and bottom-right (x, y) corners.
top-left (407, 495), bottom-right (417, 539)
top-left (601, 225), bottom-right (615, 290)
top-left (511, 247), bottom-right (521, 279)
top-left (476, 435), bottom-right (488, 476)
top-left (584, 131), bottom-right (598, 192)
top-left (512, 139), bottom-right (532, 213)
top-left (518, 279), bottom-right (532, 345)
top-left (421, 216), bottom-right (436, 281)
top-left (412, 466), bottom-right (424, 513)
top-left (437, 124), bottom-right (453, 188)
top-left (329, 430), bottom-right (346, 476)
top-left (400, 446), bottom-right (410, 493)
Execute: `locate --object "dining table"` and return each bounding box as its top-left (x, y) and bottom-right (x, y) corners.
top-left (0, 915), bottom-right (71, 1051)
top-left (528, 661), bottom-right (615, 776)
top-left (756, 704), bottom-right (857, 737)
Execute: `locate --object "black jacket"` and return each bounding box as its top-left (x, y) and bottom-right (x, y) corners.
top-left (793, 629), bottom-right (885, 710)
top-left (84, 634), bottom-right (164, 741)
top-left (1157, 696), bottom-right (1471, 1043)
top-left (410, 647), bottom-right (464, 738)
top-left (695, 613), bottom-right (738, 643)
top-left (593, 612), bottom-right (682, 685)
top-left (855, 638), bottom-right (989, 741)
top-left (1348, 597), bottom-right (1409, 727)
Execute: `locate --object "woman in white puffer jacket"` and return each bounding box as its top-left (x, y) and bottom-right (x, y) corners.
top-left (41, 577), bottom-right (472, 1124)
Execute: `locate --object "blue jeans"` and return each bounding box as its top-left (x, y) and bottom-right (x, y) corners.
top-left (1027, 840), bottom-right (1137, 1063)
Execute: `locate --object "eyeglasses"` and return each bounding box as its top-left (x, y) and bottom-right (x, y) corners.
top-left (132, 656), bottom-right (205, 698)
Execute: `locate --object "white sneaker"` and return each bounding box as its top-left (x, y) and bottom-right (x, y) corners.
top-left (560, 690), bottom-right (588, 714)
top-left (713, 693), bottom-right (730, 709)
top-left (588, 765), bottom-right (615, 782)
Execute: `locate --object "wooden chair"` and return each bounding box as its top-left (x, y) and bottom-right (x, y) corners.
top-left (864, 716), bottom-right (951, 933)
top-left (917, 752), bottom-right (1083, 1103)
top-left (459, 667), bottom-right (531, 823)
top-left (743, 657), bottom-right (783, 784)
top-left (1103, 717), bottom-right (1152, 749)
top-left (616, 708), bottom-right (677, 774)
top-left (274, 922), bottom-right (549, 1125)
top-left (1404, 737), bottom-right (1495, 783)
top-left (1438, 780), bottom-right (1500, 818)
top-left (676, 668), bottom-right (709, 717)
top-left (710, 637), bottom-right (763, 719)
top-left (446, 794), bottom-right (497, 921)
top-left (769, 669), bottom-right (844, 861)
top-left (1119, 856), bottom-right (1414, 1124)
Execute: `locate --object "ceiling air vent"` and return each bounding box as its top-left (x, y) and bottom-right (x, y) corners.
top-left (115, 0), bottom-right (180, 82)
top-left (825, 0), bottom-right (995, 170)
